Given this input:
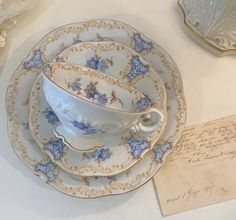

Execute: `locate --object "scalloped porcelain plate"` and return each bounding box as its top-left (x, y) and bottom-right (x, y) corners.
top-left (6, 19), bottom-right (186, 198)
top-left (29, 74), bottom-right (166, 177)
top-left (29, 41), bottom-right (167, 177)
top-left (178, 0), bottom-right (236, 56)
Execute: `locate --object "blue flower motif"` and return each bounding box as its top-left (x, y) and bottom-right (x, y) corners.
top-left (70, 80), bottom-right (82, 92)
top-left (86, 56), bottom-right (109, 72)
top-left (45, 109), bottom-right (59, 125)
top-left (35, 162), bottom-right (56, 182)
top-left (99, 59), bottom-right (109, 72)
top-left (91, 148), bottom-right (112, 161)
top-left (44, 139), bottom-right (65, 160)
top-left (86, 57), bottom-right (98, 70)
top-left (153, 142), bottom-right (172, 163)
top-left (127, 56), bottom-right (150, 80)
top-left (93, 92), bottom-right (108, 106)
top-left (133, 33), bottom-right (153, 53)
top-left (72, 120), bottom-right (98, 135)
top-left (127, 136), bottom-right (150, 159)
top-left (136, 97), bottom-right (150, 112)
top-left (84, 81), bottom-right (98, 99)
top-left (144, 94), bottom-right (152, 102)
top-left (24, 49), bottom-right (44, 70)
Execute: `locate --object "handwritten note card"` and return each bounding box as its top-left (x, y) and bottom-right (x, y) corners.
top-left (153, 115), bottom-right (236, 216)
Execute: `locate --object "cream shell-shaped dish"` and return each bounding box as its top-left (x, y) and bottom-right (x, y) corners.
top-left (178, 0), bottom-right (236, 56)
top-left (6, 19), bottom-right (186, 198)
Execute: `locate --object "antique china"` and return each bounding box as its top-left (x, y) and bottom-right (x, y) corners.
top-left (30, 41), bottom-right (167, 176)
top-left (178, 0), bottom-right (236, 56)
top-left (29, 74), bottom-right (166, 176)
top-left (6, 19), bottom-right (186, 198)
top-left (53, 40), bottom-right (167, 151)
top-left (43, 62), bottom-right (165, 139)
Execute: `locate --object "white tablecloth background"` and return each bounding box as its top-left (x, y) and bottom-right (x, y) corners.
top-left (1, 0), bottom-right (236, 219)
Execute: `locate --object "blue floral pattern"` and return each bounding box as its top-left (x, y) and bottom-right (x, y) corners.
top-left (93, 92), bottom-right (108, 106)
top-left (91, 148), bottom-right (112, 161)
top-left (24, 49), bottom-right (44, 70)
top-left (66, 79), bottom-right (122, 107)
top-left (144, 94), bottom-right (152, 102)
top-left (70, 80), bottom-right (82, 92)
top-left (44, 139), bottom-right (65, 160)
top-left (84, 81), bottom-right (98, 98)
top-left (72, 120), bottom-right (98, 135)
top-left (86, 55), bottom-right (110, 72)
top-left (45, 108), bottom-right (59, 125)
top-left (127, 136), bottom-right (150, 159)
top-left (127, 56), bottom-right (150, 80)
top-left (153, 142), bottom-right (172, 163)
top-left (136, 97), bottom-right (150, 112)
top-left (83, 81), bottom-right (108, 106)
top-left (133, 33), bottom-right (153, 53)
top-left (35, 162), bottom-right (56, 182)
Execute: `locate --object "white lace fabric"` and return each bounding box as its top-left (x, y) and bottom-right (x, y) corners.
top-left (0, 0), bottom-right (36, 72)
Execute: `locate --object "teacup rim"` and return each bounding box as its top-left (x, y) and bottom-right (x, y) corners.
top-left (42, 62), bottom-right (152, 115)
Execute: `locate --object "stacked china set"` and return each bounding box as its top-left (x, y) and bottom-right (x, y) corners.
top-left (6, 19), bottom-right (187, 198)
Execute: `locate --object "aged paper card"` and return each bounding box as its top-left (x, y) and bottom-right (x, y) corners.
top-left (153, 115), bottom-right (236, 216)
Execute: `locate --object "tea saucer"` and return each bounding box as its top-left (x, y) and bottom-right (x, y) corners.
top-left (53, 41), bottom-right (167, 152)
top-left (29, 74), bottom-right (165, 176)
top-left (6, 19), bottom-right (186, 198)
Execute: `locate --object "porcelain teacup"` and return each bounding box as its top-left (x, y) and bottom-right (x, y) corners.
top-left (42, 62), bottom-right (165, 136)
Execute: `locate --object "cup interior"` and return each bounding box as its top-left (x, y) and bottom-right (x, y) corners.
top-left (44, 63), bottom-right (151, 113)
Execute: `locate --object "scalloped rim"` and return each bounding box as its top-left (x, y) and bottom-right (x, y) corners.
top-left (177, 0), bottom-right (236, 56)
top-left (5, 19), bottom-right (187, 198)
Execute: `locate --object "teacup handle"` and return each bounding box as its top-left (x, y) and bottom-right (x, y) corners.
top-left (137, 107), bottom-right (165, 133)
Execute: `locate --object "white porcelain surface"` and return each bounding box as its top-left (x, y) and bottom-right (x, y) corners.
top-left (178, 0), bottom-right (236, 55)
top-left (43, 62), bottom-right (164, 139)
top-left (6, 19), bottom-right (186, 198)
top-left (29, 74), bottom-right (166, 176)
